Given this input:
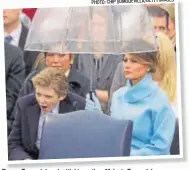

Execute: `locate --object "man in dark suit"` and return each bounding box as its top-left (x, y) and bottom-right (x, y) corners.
top-left (18, 52), bottom-right (90, 98)
top-left (18, 21), bottom-right (39, 76)
top-left (4, 43), bottom-right (25, 135)
top-left (3, 8), bottom-right (39, 76)
top-left (8, 68), bottom-right (85, 160)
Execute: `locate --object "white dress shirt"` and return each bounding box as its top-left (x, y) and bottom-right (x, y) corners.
top-left (4, 24), bottom-right (22, 47)
top-left (36, 102), bottom-right (60, 149)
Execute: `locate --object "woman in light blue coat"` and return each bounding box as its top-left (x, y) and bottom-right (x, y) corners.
top-left (85, 48), bottom-right (176, 156)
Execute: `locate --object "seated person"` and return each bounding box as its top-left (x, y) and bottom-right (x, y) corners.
top-left (86, 40), bottom-right (176, 156)
top-left (19, 50), bottom-right (90, 98)
top-left (8, 67), bottom-right (85, 160)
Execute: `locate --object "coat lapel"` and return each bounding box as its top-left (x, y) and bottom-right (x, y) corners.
top-left (58, 94), bottom-right (73, 114)
top-left (26, 97), bottom-right (41, 151)
top-left (99, 55), bottom-right (112, 79)
top-left (18, 25), bottom-right (28, 50)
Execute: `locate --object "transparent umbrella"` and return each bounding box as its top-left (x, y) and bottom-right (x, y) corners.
top-left (24, 5), bottom-right (158, 95)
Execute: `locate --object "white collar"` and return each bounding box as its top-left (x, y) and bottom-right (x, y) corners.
top-left (65, 70), bottom-right (70, 77)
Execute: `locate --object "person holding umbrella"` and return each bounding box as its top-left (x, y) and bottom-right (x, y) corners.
top-left (85, 5), bottom-right (176, 156)
top-left (85, 38), bottom-right (176, 156)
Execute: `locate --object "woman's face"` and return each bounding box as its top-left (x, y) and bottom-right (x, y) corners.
top-left (123, 54), bottom-right (150, 84)
top-left (45, 53), bottom-right (71, 72)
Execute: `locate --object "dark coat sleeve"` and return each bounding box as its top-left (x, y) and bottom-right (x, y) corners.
top-left (6, 47), bottom-right (25, 119)
top-left (10, 70), bottom-right (40, 125)
top-left (79, 75), bottom-right (90, 98)
top-left (70, 92), bottom-right (86, 110)
top-left (8, 101), bottom-right (33, 160)
top-left (23, 51), bottom-right (39, 77)
top-left (68, 66), bottom-right (90, 98)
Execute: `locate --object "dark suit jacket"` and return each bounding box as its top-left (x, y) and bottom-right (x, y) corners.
top-left (8, 92), bottom-right (85, 160)
top-left (19, 24), bottom-right (39, 77)
top-left (18, 65), bottom-right (90, 99)
top-left (4, 43), bottom-right (25, 121)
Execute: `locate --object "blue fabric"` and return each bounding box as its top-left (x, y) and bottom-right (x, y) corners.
top-left (4, 35), bottom-right (12, 44)
top-left (39, 110), bottom-right (133, 159)
top-left (110, 73), bottom-right (176, 156)
top-left (85, 93), bottom-right (103, 113)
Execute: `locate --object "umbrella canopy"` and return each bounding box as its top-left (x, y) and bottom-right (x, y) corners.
top-left (24, 5), bottom-right (158, 55)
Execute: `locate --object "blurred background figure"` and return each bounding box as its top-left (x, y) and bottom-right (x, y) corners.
top-left (74, 7), bottom-right (123, 112)
top-left (3, 8), bottom-right (39, 77)
top-left (146, 4), bottom-right (176, 51)
top-left (4, 9), bottom-right (24, 47)
top-left (154, 32), bottom-right (177, 115)
top-left (146, 5), bottom-right (169, 34)
top-left (4, 43), bottom-right (25, 135)
top-left (159, 4), bottom-right (176, 51)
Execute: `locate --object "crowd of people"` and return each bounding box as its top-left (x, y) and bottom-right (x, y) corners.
top-left (3, 4), bottom-right (178, 160)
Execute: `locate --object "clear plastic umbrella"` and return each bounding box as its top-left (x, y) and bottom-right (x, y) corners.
top-left (24, 5), bottom-right (158, 95)
top-left (25, 5), bottom-right (158, 54)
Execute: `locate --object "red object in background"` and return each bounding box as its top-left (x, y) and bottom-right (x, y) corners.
top-left (22, 8), bottom-right (37, 20)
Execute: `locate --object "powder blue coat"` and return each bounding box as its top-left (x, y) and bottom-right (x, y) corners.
top-left (110, 73), bottom-right (176, 156)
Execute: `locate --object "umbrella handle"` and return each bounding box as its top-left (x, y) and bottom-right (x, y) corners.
top-left (89, 90), bottom-right (94, 101)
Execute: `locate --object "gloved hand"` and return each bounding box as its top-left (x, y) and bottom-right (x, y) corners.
top-left (85, 92), bottom-right (103, 113)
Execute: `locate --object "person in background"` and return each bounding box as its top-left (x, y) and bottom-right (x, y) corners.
top-left (3, 8), bottom-right (39, 76)
top-left (154, 32), bottom-right (177, 115)
top-left (74, 7), bottom-right (123, 112)
top-left (159, 4), bottom-right (176, 51)
top-left (8, 67), bottom-right (86, 160)
top-left (146, 4), bottom-right (176, 51)
top-left (146, 5), bottom-right (169, 35)
top-left (86, 39), bottom-right (176, 156)
top-left (4, 43), bottom-right (25, 135)
top-left (18, 48), bottom-right (90, 98)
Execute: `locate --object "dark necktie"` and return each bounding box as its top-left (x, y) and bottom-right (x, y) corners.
top-left (4, 35), bottom-right (12, 44)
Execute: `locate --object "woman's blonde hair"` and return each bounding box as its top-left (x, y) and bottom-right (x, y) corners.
top-left (32, 52), bottom-right (46, 70)
top-left (156, 32), bottom-right (177, 103)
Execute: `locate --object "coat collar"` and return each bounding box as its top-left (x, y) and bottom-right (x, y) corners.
top-left (68, 66), bottom-right (82, 88)
top-left (124, 73), bottom-right (158, 103)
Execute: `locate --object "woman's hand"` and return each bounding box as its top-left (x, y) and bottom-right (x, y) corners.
top-left (85, 92), bottom-right (103, 113)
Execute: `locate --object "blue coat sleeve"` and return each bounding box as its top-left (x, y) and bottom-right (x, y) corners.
top-left (131, 105), bottom-right (176, 156)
